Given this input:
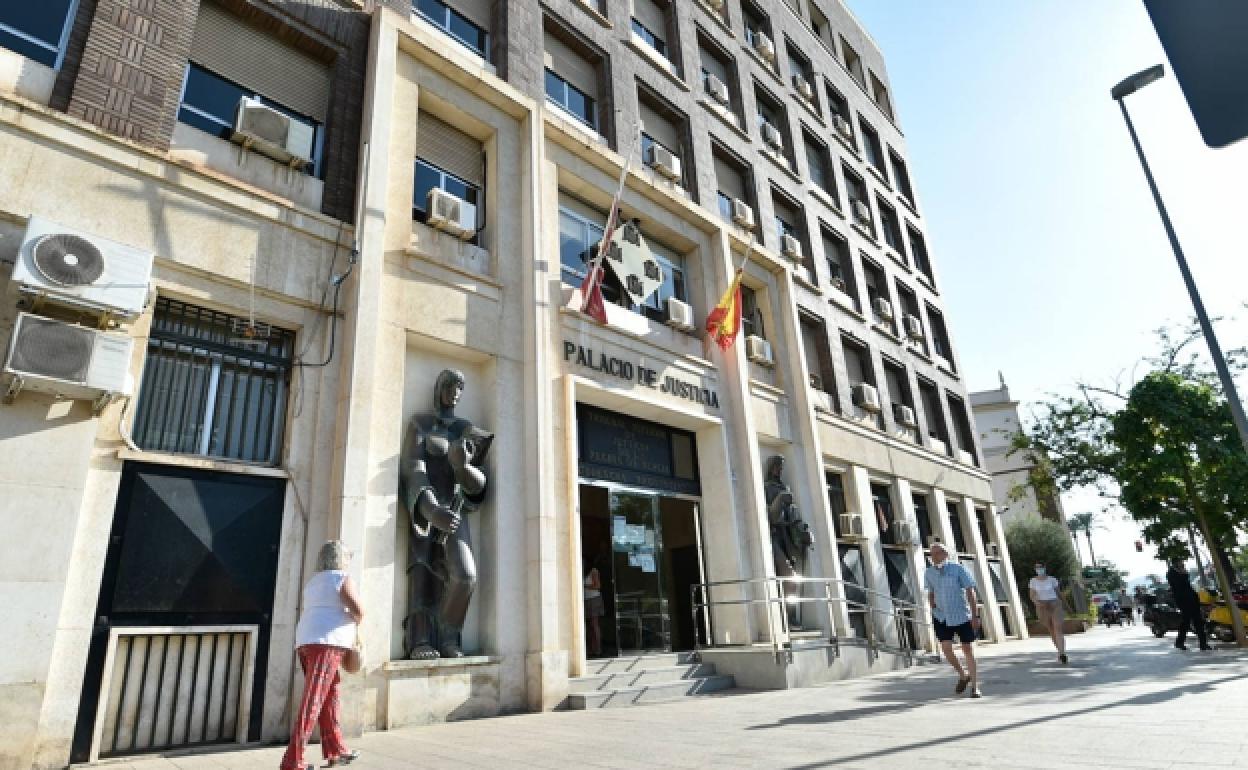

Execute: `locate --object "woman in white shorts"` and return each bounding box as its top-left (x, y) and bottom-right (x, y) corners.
top-left (1029, 561), bottom-right (1067, 664)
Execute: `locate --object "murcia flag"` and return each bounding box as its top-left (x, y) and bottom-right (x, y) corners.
top-left (705, 269), bottom-right (744, 351)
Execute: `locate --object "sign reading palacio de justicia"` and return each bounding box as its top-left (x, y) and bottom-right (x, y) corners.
top-left (562, 340), bottom-right (720, 409)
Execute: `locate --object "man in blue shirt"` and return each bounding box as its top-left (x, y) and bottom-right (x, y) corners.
top-left (925, 543), bottom-right (982, 697)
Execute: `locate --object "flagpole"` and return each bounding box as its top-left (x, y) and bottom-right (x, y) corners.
top-left (581, 120), bottom-right (643, 307)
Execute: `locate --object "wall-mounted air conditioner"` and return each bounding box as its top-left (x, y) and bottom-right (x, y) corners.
top-left (705, 0), bottom-right (725, 10)
top-left (3, 313), bottom-right (133, 404)
top-left (761, 121), bottom-right (784, 151)
top-left (833, 114), bottom-right (853, 141)
top-left (746, 335), bottom-right (773, 366)
top-left (893, 403), bottom-right (917, 428)
top-left (233, 97), bottom-right (315, 168)
top-left (665, 297), bottom-right (695, 332)
top-left (839, 512), bottom-right (864, 540)
top-left (706, 74), bottom-right (730, 106)
top-left (732, 199), bottom-right (755, 228)
top-left (891, 520), bottom-right (915, 545)
top-left (647, 143), bottom-right (682, 181)
top-left (12, 217), bottom-right (153, 320)
top-left (426, 188), bottom-right (478, 240)
top-left (851, 200), bottom-right (872, 226)
top-left (753, 31), bottom-right (776, 64)
top-left (873, 297), bottom-right (894, 321)
top-left (852, 382), bottom-right (881, 412)
top-left (903, 313), bottom-right (924, 339)
top-left (793, 75), bottom-right (814, 103)
top-left (781, 234), bottom-right (802, 261)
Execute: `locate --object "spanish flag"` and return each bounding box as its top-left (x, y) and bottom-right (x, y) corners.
top-left (705, 269), bottom-right (744, 351)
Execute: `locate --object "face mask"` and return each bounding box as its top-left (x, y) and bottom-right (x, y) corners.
top-left (1035, 567), bottom-right (1046, 576)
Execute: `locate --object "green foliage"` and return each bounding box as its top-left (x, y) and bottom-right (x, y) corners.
top-left (1005, 517), bottom-right (1080, 617)
top-left (1082, 560), bottom-right (1126, 594)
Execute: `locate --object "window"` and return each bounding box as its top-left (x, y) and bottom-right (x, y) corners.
top-left (913, 493), bottom-right (934, 547)
top-left (861, 257), bottom-right (894, 332)
top-left (786, 41), bottom-right (816, 109)
top-left (803, 128), bottom-right (835, 200)
top-left (699, 31), bottom-right (739, 118)
top-left (413, 112), bottom-right (484, 235)
top-left (132, 297), bottom-right (294, 465)
top-left (414, 160), bottom-right (479, 225)
top-left (415, 0), bottom-right (489, 59)
top-left (557, 196), bottom-right (688, 323)
top-left (872, 483), bottom-right (896, 544)
top-left (822, 226), bottom-right (858, 307)
top-left (918, 376), bottom-right (950, 449)
top-left (877, 196), bottom-right (904, 254)
top-left (809, 3), bottom-right (833, 49)
top-left (976, 507), bottom-right (993, 549)
top-left (840, 35), bottom-right (865, 87)
top-left (827, 472), bottom-right (848, 521)
top-left (772, 188), bottom-right (809, 270)
top-left (883, 358), bottom-right (917, 440)
top-left (742, 1), bottom-right (773, 67)
top-left (639, 87), bottom-right (689, 191)
top-left (755, 83), bottom-right (791, 166)
top-left (870, 72), bottom-right (893, 120)
top-left (926, 303), bottom-right (954, 365)
top-left (826, 83), bottom-right (850, 124)
top-left (894, 281), bottom-right (927, 355)
top-left (0, 0), bottom-right (75, 67)
top-left (859, 115), bottom-right (886, 175)
top-left (544, 21), bottom-right (601, 133)
top-left (948, 392), bottom-right (977, 465)
top-left (741, 286), bottom-right (764, 340)
top-left (800, 314), bottom-right (837, 404)
top-left (947, 501), bottom-right (968, 554)
top-left (889, 148), bottom-right (915, 205)
top-left (907, 225), bottom-right (934, 284)
top-left (178, 63), bottom-right (324, 177)
top-left (842, 334), bottom-right (881, 427)
top-left (842, 164), bottom-right (871, 235)
top-left (632, 0), bottom-right (676, 72)
top-left (713, 145), bottom-right (752, 225)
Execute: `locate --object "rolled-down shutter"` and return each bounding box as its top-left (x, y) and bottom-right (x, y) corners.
top-left (700, 47), bottom-right (729, 84)
top-left (544, 28), bottom-right (597, 96)
top-left (189, 3), bottom-right (331, 122)
top-left (417, 112), bottom-right (484, 188)
top-left (452, 0), bottom-right (493, 31)
top-left (632, 0), bottom-right (667, 36)
top-left (639, 101), bottom-right (679, 152)
top-left (714, 156), bottom-right (746, 200)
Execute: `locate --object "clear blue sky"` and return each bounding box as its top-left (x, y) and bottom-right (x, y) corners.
top-left (843, 1), bottom-right (1248, 581)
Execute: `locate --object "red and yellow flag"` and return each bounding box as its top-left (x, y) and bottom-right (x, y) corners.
top-left (705, 269), bottom-right (744, 351)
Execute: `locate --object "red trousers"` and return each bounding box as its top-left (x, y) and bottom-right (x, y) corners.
top-left (281, 644), bottom-right (348, 770)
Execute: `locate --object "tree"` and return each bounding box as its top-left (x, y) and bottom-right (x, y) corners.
top-left (1082, 560), bottom-right (1127, 594)
top-left (1066, 512), bottom-right (1102, 565)
top-left (1005, 517), bottom-right (1080, 617)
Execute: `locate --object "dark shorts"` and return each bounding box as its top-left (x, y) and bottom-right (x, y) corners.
top-left (934, 619), bottom-right (976, 644)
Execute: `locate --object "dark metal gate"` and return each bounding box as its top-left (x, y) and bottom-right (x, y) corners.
top-left (71, 462), bottom-right (286, 762)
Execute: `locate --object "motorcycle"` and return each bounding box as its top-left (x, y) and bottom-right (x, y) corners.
top-left (1199, 586), bottom-right (1248, 643)
top-left (1099, 601), bottom-right (1123, 627)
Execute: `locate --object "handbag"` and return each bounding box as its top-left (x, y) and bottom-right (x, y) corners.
top-left (342, 630), bottom-right (363, 674)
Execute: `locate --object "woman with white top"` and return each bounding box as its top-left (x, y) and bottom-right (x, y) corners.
top-left (1029, 561), bottom-right (1067, 664)
top-left (281, 541), bottom-right (364, 770)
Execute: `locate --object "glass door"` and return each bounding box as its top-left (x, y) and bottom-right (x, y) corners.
top-left (609, 489), bottom-right (670, 653)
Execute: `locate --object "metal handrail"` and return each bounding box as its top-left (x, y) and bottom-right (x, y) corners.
top-left (691, 576), bottom-right (932, 665)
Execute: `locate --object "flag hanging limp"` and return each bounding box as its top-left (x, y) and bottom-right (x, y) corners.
top-left (705, 269), bottom-right (744, 351)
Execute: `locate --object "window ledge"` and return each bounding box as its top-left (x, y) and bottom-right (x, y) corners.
top-left (851, 222), bottom-right (878, 245)
top-left (745, 46), bottom-right (785, 89)
top-left (695, 0), bottom-right (734, 36)
top-left (828, 287), bottom-right (862, 317)
top-left (794, 92), bottom-right (824, 126)
top-left (909, 346), bottom-right (934, 365)
top-left (699, 97), bottom-right (750, 141)
top-left (627, 34), bottom-right (691, 92)
top-left (885, 248), bottom-right (910, 272)
top-left (834, 131), bottom-right (861, 159)
top-left (572, 0), bottom-right (613, 29)
top-left (937, 360), bottom-right (960, 380)
top-left (873, 324), bottom-right (904, 346)
top-left (544, 102), bottom-right (607, 147)
top-left (867, 164), bottom-right (891, 189)
top-left (916, 271), bottom-right (938, 294)
top-left (899, 194), bottom-right (920, 218)
top-left (793, 269), bottom-right (821, 294)
top-left (808, 184), bottom-right (841, 214)
top-left (761, 145), bottom-right (801, 184)
top-left (410, 14), bottom-right (498, 73)
top-left (116, 448), bottom-right (290, 478)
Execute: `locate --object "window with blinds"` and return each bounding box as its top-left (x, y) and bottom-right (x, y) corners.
top-left (544, 21), bottom-right (601, 131)
top-left (415, 0), bottom-right (491, 59)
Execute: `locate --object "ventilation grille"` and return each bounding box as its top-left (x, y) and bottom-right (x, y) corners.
top-left (238, 103), bottom-right (290, 145)
top-left (33, 234), bottom-right (105, 287)
top-left (10, 316), bottom-right (93, 382)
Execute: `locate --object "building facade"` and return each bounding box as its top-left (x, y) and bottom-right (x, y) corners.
top-left (0, 1), bottom-right (1024, 767)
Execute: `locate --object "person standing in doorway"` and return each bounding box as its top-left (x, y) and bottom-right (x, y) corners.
top-left (1029, 561), bottom-right (1067, 664)
top-left (584, 554), bottom-right (605, 657)
top-left (1166, 558), bottom-right (1211, 651)
top-left (925, 543), bottom-right (982, 697)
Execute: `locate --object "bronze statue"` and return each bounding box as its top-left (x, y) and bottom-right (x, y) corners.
top-left (764, 456), bottom-right (813, 625)
top-left (399, 369), bottom-right (492, 659)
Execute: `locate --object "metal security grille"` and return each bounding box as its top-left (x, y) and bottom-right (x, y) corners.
top-left (132, 298), bottom-right (294, 465)
top-left (95, 628), bottom-right (255, 759)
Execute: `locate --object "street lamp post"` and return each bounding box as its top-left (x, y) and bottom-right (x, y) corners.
top-left (1113, 64), bottom-right (1248, 647)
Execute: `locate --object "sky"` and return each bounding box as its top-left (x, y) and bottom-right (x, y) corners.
top-left (842, 1), bottom-right (1248, 582)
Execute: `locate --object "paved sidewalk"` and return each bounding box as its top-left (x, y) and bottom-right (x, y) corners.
top-left (111, 625), bottom-right (1248, 770)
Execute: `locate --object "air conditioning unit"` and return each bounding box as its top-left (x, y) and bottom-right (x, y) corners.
top-left (851, 199), bottom-right (872, 226)
top-left (925, 535), bottom-right (942, 548)
top-left (706, 74), bottom-right (730, 106)
top-left (873, 297), bottom-right (894, 321)
top-left (233, 97), bottom-right (315, 168)
top-left (892, 403), bottom-right (917, 428)
top-left (792, 75), bottom-right (814, 103)
top-left (426, 188), bottom-right (478, 240)
top-left (664, 297), bottom-right (695, 332)
top-left (704, 0), bottom-right (725, 9)
top-left (987, 543), bottom-right (1000, 558)
top-left (781, 234), bottom-right (802, 261)
top-left (732, 198), bottom-right (755, 228)
top-left (838, 512), bottom-right (864, 540)
top-left (852, 382), bottom-right (881, 412)
top-left (12, 217), bottom-right (154, 320)
top-left (753, 31), bottom-right (776, 64)
top-left (833, 114), bottom-right (853, 141)
top-left (646, 143), bottom-right (682, 181)
top-left (891, 520), bottom-right (915, 545)
top-left (903, 313), bottom-right (924, 339)
top-left (745, 334), bottom-right (773, 366)
top-left (3, 313), bottom-right (133, 403)
top-left (761, 121), bottom-right (784, 152)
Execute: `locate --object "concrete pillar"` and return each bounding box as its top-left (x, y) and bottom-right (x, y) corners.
top-left (960, 496), bottom-right (1004, 642)
top-left (893, 479), bottom-right (935, 652)
top-left (985, 503), bottom-right (1028, 639)
top-left (846, 465), bottom-right (899, 647)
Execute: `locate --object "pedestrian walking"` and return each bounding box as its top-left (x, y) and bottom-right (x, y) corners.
top-left (1118, 588), bottom-right (1135, 625)
top-left (1165, 558), bottom-right (1211, 652)
top-left (925, 543), bottom-right (982, 698)
top-left (281, 540), bottom-right (364, 770)
top-left (1028, 561), bottom-right (1067, 664)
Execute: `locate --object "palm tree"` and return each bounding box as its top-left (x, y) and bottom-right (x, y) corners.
top-left (1067, 513), bottom-right (1101, 566)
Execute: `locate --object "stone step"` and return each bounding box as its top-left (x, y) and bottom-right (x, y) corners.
top-left (565, 674), bottom-right (736, 709)
top-left (569, 663), bottom-right (720, 693)
top-left (583, 652), bottom-right (699, 675)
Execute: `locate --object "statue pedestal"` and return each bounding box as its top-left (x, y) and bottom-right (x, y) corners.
top-left (381, 657), bottom-right (502, 729)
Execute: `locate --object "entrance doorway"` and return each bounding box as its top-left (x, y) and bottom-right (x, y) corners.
top-left (579, 484), bottom-right (706, 656)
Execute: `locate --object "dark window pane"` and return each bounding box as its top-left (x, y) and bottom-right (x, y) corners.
top-left (0, 0), bottom-right (74, 65)
top-left (545, 69), bottom-right (562, 102)
top-left (413, 160), bottom-right (441, 215)
top-left (416, 0), bottom-right (445, 22)
top-left (180, 64), bottom-right (248, 130)
top-left (448, 11), bottom-right (487, 56)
